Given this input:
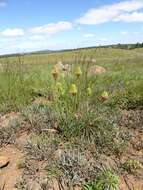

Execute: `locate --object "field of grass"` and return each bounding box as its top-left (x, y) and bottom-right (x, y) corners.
top-left (0, 47), bottom-right (143, 190)
top-left (0, 47), bottom-right (143, 112)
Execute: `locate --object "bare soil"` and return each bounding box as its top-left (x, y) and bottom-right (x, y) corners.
top-left (0, 109), bottom-right (142, 190)
top-left (0, 145), bottom-right (24, 190)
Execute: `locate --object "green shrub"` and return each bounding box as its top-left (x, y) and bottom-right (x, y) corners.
top-left (22, 104), bottom-right (58, 134)
top-left (122, 159), bottom-right (142, 173)
top-left (25, 134), bottom-right (59, 161)
top-left (84, 170), bottom-right (120, 190)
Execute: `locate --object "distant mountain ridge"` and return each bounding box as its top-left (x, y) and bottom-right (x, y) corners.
top-left (0, 42), bottom-right (143, 57)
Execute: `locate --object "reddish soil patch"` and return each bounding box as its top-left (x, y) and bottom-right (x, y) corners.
top-left (119, 109), bottom-right (143, 189)
top-left (120, 174), bottom-right (143, 190)
top-left (0, 145), bottom-right (24, 190)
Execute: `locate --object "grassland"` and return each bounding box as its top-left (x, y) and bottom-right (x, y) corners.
top-left (0, 47), bottom-right (143, 112)
top-left (0, 47), bottom-right (143, 190)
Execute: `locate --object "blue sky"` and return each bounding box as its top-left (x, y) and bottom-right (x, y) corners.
top-left (0, 0), bottom-right (143, 54)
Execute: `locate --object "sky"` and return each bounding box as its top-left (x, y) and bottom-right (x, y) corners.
top-left (0, 0), bottom-right (143, 54)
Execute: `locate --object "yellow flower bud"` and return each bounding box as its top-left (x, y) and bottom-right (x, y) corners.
top-left (87, 87), bottom-right (92, 96)
top-left (56, 82), bottom-right (64, 95)
top-left (69, 84), bottom-right (77, 96)
top-left (56, 82), bottom-right (62, 88)
top-left (75, 66), bottom-right (82, 78)
top-left (52, 66), bottom-right (59, 80)
top-left (101, 91), bottom-right (109, 101)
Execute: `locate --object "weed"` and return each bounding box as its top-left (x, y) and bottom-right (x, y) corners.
top-left (84, 170), bottom-right (120, 190)
top-left (17, 159), bottom-right (26, 169)
top-left (22, 104), bottom-right (58, 134)
top-left (15, 179), bottom-right (29, 190)
top-left (25, 134), bottom-right (59, 161)
top-left (122, 159), bottom-right (142, 173)
top-left (0, 116), bottom-right (22, 147)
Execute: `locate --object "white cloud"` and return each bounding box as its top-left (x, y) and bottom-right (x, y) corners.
top-left (30, 21), bottom-right (72, 35)
top-left (77, 0), bottom-right (143, 24)
top-left (100, 38), bottom-right (108, 42)
top-left (115, 11), bottom-right (143, 22)
top-left (83, 33), bottom-right (95, 38)
top-left (111, 0), bottom-right (143, 12)
top-left (77, 26), bottom-right (82, 31)
top-left (121, 31), bottom-right (128, 35)
top-left (1, 28), bottom-right (24, 37)
top-left (28, 35), bottom-right (44, 40)
top-left (0, 21), bottom-right (73, 54)
top-left (0, 21), bottom-right (72, 39)
top-left (0, 1), bottom-right (7, 7)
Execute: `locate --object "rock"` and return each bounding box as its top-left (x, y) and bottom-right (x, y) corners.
top-left (0, 156), bottom-right (10, 168)
top-left (29, 181), bottom-right (41, 190)
top-left (33, 97), bottom-right (50, 105)
top-left (54, 149), bottom-right (63, 160)
top-left (88, 65), bottom-right (106, 75)
top-left (74, 185), bottom-right (82, 190)
top-left (52, 178), bottom-right (60, 190)
top-left (0, 112), bottom-right (20, 128)
top-left (56, 61), bottom-right (71, 74)
top-left (45, 178), bottom-right (60, 190)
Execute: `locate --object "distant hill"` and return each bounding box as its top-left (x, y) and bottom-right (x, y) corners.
top-left (29, 42), bottom-right (143, 55)
top-left (0, 42), bottom-right (143, 58)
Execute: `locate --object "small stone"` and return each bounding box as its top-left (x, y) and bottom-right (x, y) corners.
top-left (54, 149), bottom-right (63, 160)
top-left (52, 178), bottom-right (60, 190)
top-left (0, 156), bottom-right (10, 168)
top-left (74, 185), bottom-right (82, 190)
top-left (88, 65), bottom-right (106, 75)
